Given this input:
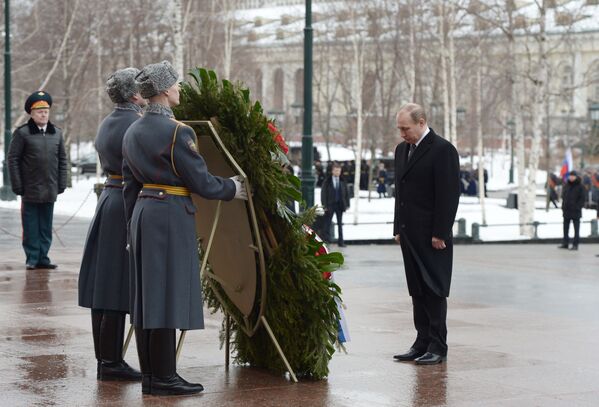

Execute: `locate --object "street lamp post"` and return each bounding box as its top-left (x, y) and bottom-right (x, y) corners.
top-left (300, 0), bottom-right (315, 207)
top-left (507, 119), bottom-right (515, 184)
top-left (1, 0), bottom-right (16, 201)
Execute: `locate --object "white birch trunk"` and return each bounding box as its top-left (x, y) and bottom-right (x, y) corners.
top-left (222, 0), bottom-right (236, 79)
top-left (407, 1), bottom-right (416, 101)
top-left (171, 0), bottom-right (185, 79)
top-left (476, 48), bottom-right (486, 225)
top-left (523, 4), bottom-right (549, 237)
top-left (352, 40), bottom-right (364, 225)
top-left (448, 3), bottom-right (457, 146)
top-left (438, 2), bottom-right (450, 138)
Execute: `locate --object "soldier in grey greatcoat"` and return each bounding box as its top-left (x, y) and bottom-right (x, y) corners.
top-left (78, 68), bottom-right (146, 381)
top-left (122, 61), bottom-right (247, 396)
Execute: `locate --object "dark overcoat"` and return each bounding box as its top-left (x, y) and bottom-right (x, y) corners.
top-left (321, 176), bottom-right (350, 211)
top-left (7, 119), bottom-right (67, 202)
top-left (393, 129), bottom-right (460, 297)
top-left (78, 107), bottom-right (141, 312)
top-left (561, 177), bottom-right (585, 219)
top-left (122, 110), bottom-right (236, 330)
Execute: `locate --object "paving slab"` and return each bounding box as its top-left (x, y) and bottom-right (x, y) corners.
top-left (1, 207), bottom-right (598, 406)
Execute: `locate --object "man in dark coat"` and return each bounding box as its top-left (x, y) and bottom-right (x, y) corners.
top-left (8, 91), bottom-right (67, 270)
top-left (122, 61), bottom-right (247, 396)
top-left (78, 68), bottom-right (145, 381)
top-left (321, 162), bottom-right (350, 247)
top-left (558, 170), bottom-right (586, 251)
top-left (392, 103), bottom-right (460, 365)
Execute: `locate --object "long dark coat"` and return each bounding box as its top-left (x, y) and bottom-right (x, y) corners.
top-left (321, 176), bottom-right (350, 211)
top-left (78, 107), bottom-right (141, 312)
top-left (122, 110), bottom-right (236, 330)
top-left (393, 129), bottom-right (460, 298)
top-left (561, 177), bottom-right (585, 219)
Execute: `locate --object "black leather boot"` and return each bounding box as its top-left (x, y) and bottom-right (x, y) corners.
top-left (149, 329), bottom-right (204, 396)
top-left (91, 309), bottom-right (103, 379)
top-left (135, 326), bottom-right (152, 394)
top-left (98, 311), bottom-right (142, 381)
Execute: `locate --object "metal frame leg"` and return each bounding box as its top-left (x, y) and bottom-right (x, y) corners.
top-left (260, 316), bottom-right (298, 383)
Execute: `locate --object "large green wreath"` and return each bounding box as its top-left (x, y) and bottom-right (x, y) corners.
top-left (174, 68), bottom-right (344, 380)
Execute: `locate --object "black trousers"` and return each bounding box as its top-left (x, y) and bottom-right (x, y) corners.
top-left (21, 202), bottom-right (54, 266)
top-left (411, 289), bottom-right (448, 356)
top-left (91, 309), bottom-right (127, 362)
top-left (135, 327), bottom-right (176, 379)
top-left (323, 203), bottom-right (344, 245)
top-left (562, 217), bottom-right (580, 247)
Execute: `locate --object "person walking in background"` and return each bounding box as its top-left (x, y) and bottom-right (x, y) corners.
top-left (547, 173), bottom-right (560, 209)
top-left (559, 170), bottom-right (586, 251)
top-left (7, 91), bottom-right (67, 270)
top-left (377, 162), bottom-right (388, 198)
top-left (321, 162), bottom-right (350, 247)
top-left (392, 103), bottom-right (460, 365)
top-left (78, 68), bottom-right (146, 382)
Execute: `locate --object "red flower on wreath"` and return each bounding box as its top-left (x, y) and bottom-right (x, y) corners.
top-left (303, 224), bottom-right (332, 280)
top-left (268, 122), bottom-right (289, 154)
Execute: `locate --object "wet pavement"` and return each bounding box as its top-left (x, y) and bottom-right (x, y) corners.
top-left (1, 207), bottom-right (599, 406)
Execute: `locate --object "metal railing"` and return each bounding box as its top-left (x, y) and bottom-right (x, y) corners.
top-left (326, 217), bottom-right (599, 243)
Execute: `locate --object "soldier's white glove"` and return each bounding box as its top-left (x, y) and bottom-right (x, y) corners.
top-left (230, 175), bottom-right (248, 200)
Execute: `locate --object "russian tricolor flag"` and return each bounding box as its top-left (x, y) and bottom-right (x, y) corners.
top-left (560, 148), bottom-right (573, 181)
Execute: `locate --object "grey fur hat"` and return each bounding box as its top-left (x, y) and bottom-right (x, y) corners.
top-left (105, 67), bottom-right (140, 104)
top-left (135, 61), bottom-right (178, 99)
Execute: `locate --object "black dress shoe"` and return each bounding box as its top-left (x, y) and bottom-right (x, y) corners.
top-left (36, 263), bottom-right (57, 269)
top-left (151, 373), bottom-right (204, 396)
top-left (26, 264), bottom-right (37, 270)
top-left (142, 374), bottom-right (151, 395)
top-left (557, 244), bottom-right (568, 249)
top-left (569, 246), bottom-right (578, 251)
top-left (414, 352), bottom-right (446, 365)
top-left (393, 348), bottom-right (426, 361)
top-left (338, 243), bottom-right (347, 247)
top-left (99, 360), bottom-right (142, 381)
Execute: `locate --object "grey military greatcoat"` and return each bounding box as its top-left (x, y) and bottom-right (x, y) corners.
top-left (78, 105), bottom-right (142, 312)
top-left (122, 106), bottom-right (235, 330)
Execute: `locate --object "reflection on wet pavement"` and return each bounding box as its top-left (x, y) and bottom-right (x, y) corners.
top-left (1, 207), bottom-right (599, 406)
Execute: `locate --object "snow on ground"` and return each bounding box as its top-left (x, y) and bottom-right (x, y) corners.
top-left (335, 191), bottom-right (597, 242)
top-left (0, 149), bottom-right (596, 242)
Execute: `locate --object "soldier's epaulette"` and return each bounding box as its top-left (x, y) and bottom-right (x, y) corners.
top-left (169, 118), bottom-right (190, 128)
top-left (16, 122), bottom-right (28, 130)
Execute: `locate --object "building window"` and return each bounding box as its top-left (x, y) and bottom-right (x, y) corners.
top-left (273, 68), bottom-right (285, 111)
top-left (294, 69), bottom-right (304, 104)
top-left (255, 69), bottom-right (263, 102)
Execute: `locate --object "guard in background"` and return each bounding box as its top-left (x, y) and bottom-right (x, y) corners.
top-left (7, 91), bottom-right (67, 270)
top-left (78, 68), bottom-right (146, 381)
top-left (122, 61), bottom-right (247, 396)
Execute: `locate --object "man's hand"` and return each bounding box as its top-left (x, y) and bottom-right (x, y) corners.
top-left (432, 236), bottom-right (446, 250)
top-left (394, 234), bottom-right (401, 244)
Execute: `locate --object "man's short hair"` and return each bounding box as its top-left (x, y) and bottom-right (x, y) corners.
top-left (399, 103), bottom-right (427, 123)
top-left (332, 162), bottom-right (342, 169)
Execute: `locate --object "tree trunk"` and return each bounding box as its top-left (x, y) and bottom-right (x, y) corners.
top-left (448, 2), bottom-right (457, 146)
top-left (352, 39), bottom-right (364, 225)
top-left (438, 1), bottom-right (450, 139)
top-left (476, 47), bottom-right (486, 225)
top-left (171, 0), bottom-right (185, 79)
